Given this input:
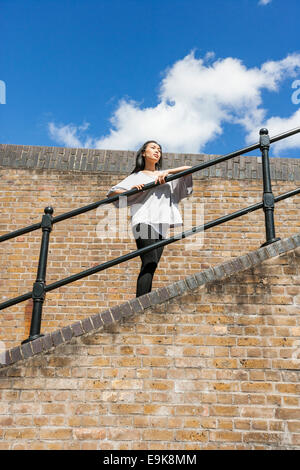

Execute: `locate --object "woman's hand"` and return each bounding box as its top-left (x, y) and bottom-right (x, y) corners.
top-left (155, 170), bottom-right (169, 185)
top-left (131, 184), bottom-right (145, 191)
top-left (155, 166), bottom-right (191, 185)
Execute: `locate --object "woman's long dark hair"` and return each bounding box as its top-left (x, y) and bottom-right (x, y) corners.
top-left (131, 140), bottom-right (162, 174)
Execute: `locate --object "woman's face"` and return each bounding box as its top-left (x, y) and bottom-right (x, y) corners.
top-left (143, 142), bottom-right (161, 165)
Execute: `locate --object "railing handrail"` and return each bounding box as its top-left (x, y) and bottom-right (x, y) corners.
top-left (1, 126), bottom-right (300, 243)
top-left (1, 185), bottom-right (299, 312)
top-left (1, 126), bottom-right (300, 344)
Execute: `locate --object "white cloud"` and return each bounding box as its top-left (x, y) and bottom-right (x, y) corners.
top-left (244, 108), bottom-right (300, 156)
top-left (48, 51), bottom-right (300, 154)
top-left (258, 0), bottom-right (272, 5)
top-left (48, 121), bottom-right (92, 148)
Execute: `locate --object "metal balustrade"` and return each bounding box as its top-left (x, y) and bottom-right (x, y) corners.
top-left (1, 127), bottom-right (300, 344)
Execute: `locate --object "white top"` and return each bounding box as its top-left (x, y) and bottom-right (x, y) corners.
top-left (106, 171), bottom-right (193, 238)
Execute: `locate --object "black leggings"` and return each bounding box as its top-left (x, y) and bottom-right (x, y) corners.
top-left (134, 224), bottom-right (165, 298)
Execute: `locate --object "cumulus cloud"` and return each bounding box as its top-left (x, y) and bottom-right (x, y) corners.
top-left (48, 121), bottom-right (92, 148)
top-left (48, 51), bottom-right (300, 154)
top-left (244, 108), bottom-right (300, 156)
top-left (258, 0), bottom-right (272, 5)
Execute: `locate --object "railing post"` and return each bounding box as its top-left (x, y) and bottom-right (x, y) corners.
top-left (22, 206), bottom-right (53, 344)
top-left (259, 128), bottom-right (280, 247)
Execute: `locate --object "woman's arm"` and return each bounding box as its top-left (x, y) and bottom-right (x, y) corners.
top-left (109, 165), bottom-right (192, 196)
top-left (108, 185), bottom-right (145, 198)
top-left (167, 165), bottom-right (192, 175)
top-left (107, 188), bottom-right (127, 198)
top-left (156, 166), bottom-right (191, 185)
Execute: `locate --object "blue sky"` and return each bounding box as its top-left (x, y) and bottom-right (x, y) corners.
top-left (1, 0), bottom-right (300, 157)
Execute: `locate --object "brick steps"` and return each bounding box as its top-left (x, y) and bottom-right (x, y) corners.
top-left (1, 232), bottom-right (299, 370)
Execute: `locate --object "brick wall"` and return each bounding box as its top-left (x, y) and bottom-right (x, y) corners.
top-left (0, 234), bottom-right (300, 450)
top-left (0, 143), bottom-right (300, 350)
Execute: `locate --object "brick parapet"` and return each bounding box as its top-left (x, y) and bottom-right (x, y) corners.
top-left (1, 231), bottom-right (299, 370)
top-left (1, 143), bottom-right (300, 181)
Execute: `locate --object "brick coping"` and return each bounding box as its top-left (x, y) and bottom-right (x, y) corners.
top-left (1, 232), bottom-right (300, 370)
top-left (1, 143), bottom-right (300, 181)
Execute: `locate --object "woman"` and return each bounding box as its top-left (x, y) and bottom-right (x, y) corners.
top-left (106, 140), bottom-right (193, 298)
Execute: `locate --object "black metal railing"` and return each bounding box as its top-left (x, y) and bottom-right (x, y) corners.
top-left (1, 127), bottom-right (300, 344)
